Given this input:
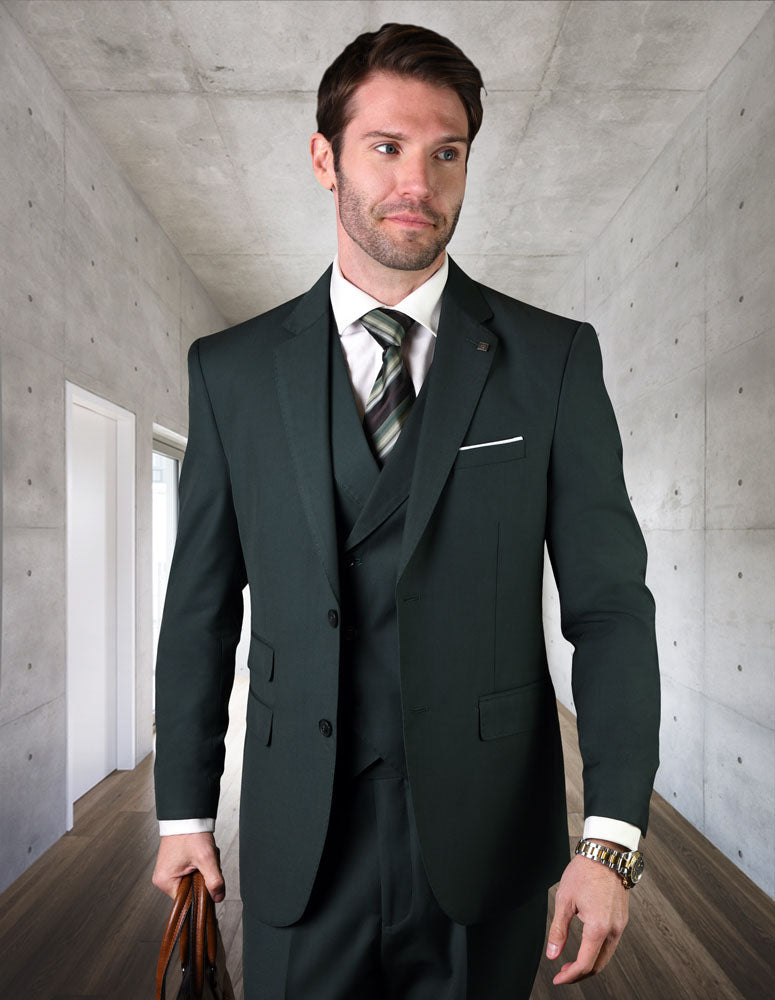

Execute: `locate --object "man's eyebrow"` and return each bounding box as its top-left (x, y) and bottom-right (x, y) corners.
top-left (360, 130), bottom-right (469, 145)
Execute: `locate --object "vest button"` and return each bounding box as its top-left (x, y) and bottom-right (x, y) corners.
top-left (327, 609), bottom-right (339, 628)
top-left (343, 625), bottom-right (356, 641)
top-left (319, 719), bottom-right (333, 738)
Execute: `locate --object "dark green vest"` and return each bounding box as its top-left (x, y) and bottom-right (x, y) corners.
top-left (329, 324), bottom-right (429, 778)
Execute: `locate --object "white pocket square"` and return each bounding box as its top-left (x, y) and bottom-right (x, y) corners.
top-left (459, 435), bottom-right (523, 452)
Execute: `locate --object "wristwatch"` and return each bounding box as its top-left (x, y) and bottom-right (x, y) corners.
top-left (574, 838), bottom-right (645, 889)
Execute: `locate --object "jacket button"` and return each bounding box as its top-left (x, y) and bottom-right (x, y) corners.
top-left (327, 609), bottom-right (339, 628)
top-left (319, 719), bottom-right (333, 737)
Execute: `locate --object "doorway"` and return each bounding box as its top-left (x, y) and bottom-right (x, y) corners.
top-left (151, 427), bottom-right (186, 713)
top-left (65, 384), bottom-right (136, 829)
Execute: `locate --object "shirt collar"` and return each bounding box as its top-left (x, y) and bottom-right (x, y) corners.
top-left (329, 254), bottom-right (449, 338)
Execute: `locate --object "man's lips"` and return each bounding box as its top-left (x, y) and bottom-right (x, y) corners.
top-left (384, 213), bottom-right (435, 228)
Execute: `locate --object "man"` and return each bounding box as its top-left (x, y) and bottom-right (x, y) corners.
top-left (153, 23), bottom-right (660, 999)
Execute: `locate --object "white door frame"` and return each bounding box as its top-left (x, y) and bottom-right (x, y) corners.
top-left (65, 382), bottom-right (136, 829)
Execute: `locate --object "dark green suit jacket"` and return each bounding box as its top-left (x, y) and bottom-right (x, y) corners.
top-left (155, 258), bottom-right (659, 927)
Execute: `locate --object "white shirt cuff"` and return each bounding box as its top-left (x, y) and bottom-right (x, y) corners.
top-left (582, 816), bottom-right (641, 851)
top-left (159, 817), bottom-right (215, 836)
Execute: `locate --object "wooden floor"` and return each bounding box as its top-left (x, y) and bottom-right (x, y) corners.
top-left (1, 676), bottom-right (772, 999)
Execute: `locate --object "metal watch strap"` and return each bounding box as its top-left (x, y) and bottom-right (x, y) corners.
top-left (575, 838), bottom-right (644, 889)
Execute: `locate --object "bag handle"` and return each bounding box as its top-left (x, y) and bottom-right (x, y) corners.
top-left (156, 875), bottom-right (194, 1000)
top-left (156, 872), bottom-right (218, 1000)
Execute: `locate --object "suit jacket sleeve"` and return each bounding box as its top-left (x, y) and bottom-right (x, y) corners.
top-left (546, 321), bottom-right (660, 835)
top-left (154, 337), bottom-right (247, 821)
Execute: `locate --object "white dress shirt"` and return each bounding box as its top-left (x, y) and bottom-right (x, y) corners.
top-left (160, 254), bottom-right (641, 852)
top-left (329, 253), bottom-right (445, 414)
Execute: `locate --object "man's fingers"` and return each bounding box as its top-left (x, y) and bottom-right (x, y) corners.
top-left (199, 854), bottom-right (226, 903)
top-left (551, 921), bottom-right (615, 985)
top-left (152, 833), bottom-right (225, 902)
top-left (152, 861), bottom-right (193, 900)
top-left (546, 890), bottom-right (574, 960)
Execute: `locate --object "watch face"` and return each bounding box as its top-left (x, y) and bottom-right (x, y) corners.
top-left (629, 853), bottom-right (645, 883)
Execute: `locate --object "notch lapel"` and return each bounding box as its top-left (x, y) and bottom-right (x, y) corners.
top-left (274, 268), bottom-right (340, 601)
top-left (398, 260), bottom-right (498, 580)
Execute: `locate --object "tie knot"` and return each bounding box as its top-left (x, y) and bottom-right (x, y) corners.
top-left (361, 308), bottom-right (414, 350)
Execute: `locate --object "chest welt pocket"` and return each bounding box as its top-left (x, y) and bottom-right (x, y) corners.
top-left (247, 688), bottom-right (274, 746)
top-left (478, 678), bottom-right (552, 741)
top-left (249, 631), bottom-right (274, 682)
top-left (454, 437), bottom-right (526, 471)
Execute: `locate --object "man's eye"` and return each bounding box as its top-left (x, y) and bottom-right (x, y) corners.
top-left (375, 143), bottom-right (399, 155)
top-left (437, 148), bottom-right (458, 162)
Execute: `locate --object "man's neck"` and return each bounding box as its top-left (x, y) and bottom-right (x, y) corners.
top-left (337, 248), bottom-right (446, 306)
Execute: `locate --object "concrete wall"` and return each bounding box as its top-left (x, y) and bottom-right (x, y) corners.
top-left (0, 6), bottom-right (225, 893)
top-left (544, 7), bottom-right (775, 897)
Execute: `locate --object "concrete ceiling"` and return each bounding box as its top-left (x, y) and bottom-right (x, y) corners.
top-left (5, 0), bottom-right (772, 325)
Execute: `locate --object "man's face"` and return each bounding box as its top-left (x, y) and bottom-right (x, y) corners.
top-left (331, 72), bottom-right (469, 272)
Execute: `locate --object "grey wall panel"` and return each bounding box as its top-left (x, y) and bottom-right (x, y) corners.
top-left (705, 529), bottom-right (775, 732)
top-left (705, 698), bottom-right (775, 897)
top-left (0, 5), bottom-right (226, 894)
top-left (545, 5), bottom-right (775, 895)
top-left (655, 675), bottom-right (705, 831)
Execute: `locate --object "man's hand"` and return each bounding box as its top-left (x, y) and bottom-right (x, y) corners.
top-left (546, 842), bottom-right (630, 985)
top-left (152, 832), bottom-right (225, 903)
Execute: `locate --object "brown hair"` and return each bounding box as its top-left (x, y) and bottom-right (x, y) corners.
top-left (317, 23), bottom-right (484, 162)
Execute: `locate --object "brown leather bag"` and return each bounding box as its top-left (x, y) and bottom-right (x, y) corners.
top-left (155, 871), bottom-right (235, 1000)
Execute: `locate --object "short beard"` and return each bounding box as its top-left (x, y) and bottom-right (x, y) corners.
top-left (334, 167), bottom-right (461, 272)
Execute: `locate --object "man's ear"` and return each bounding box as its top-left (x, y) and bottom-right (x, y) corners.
top-left (310, 133), bottom-right (336, 192)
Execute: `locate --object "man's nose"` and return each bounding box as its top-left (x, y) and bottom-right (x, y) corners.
top-left (395, 154), bottom-right (434, 200)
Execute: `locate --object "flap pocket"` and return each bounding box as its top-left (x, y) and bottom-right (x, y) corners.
top-left (454, 437), bottom-right (526, 470)
top-left (249, 631), bottom-right (274, 682)
top-left (247, 688), bottom-right (274, 746)
top-left (478, 678), bottom-right (551, 741)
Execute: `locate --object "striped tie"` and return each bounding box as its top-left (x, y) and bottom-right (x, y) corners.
top-left (361, 308), bottom-right (416, 464)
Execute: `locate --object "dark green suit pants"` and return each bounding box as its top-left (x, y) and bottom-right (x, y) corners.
top-left (242, 755), bottom-right (547, 999)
